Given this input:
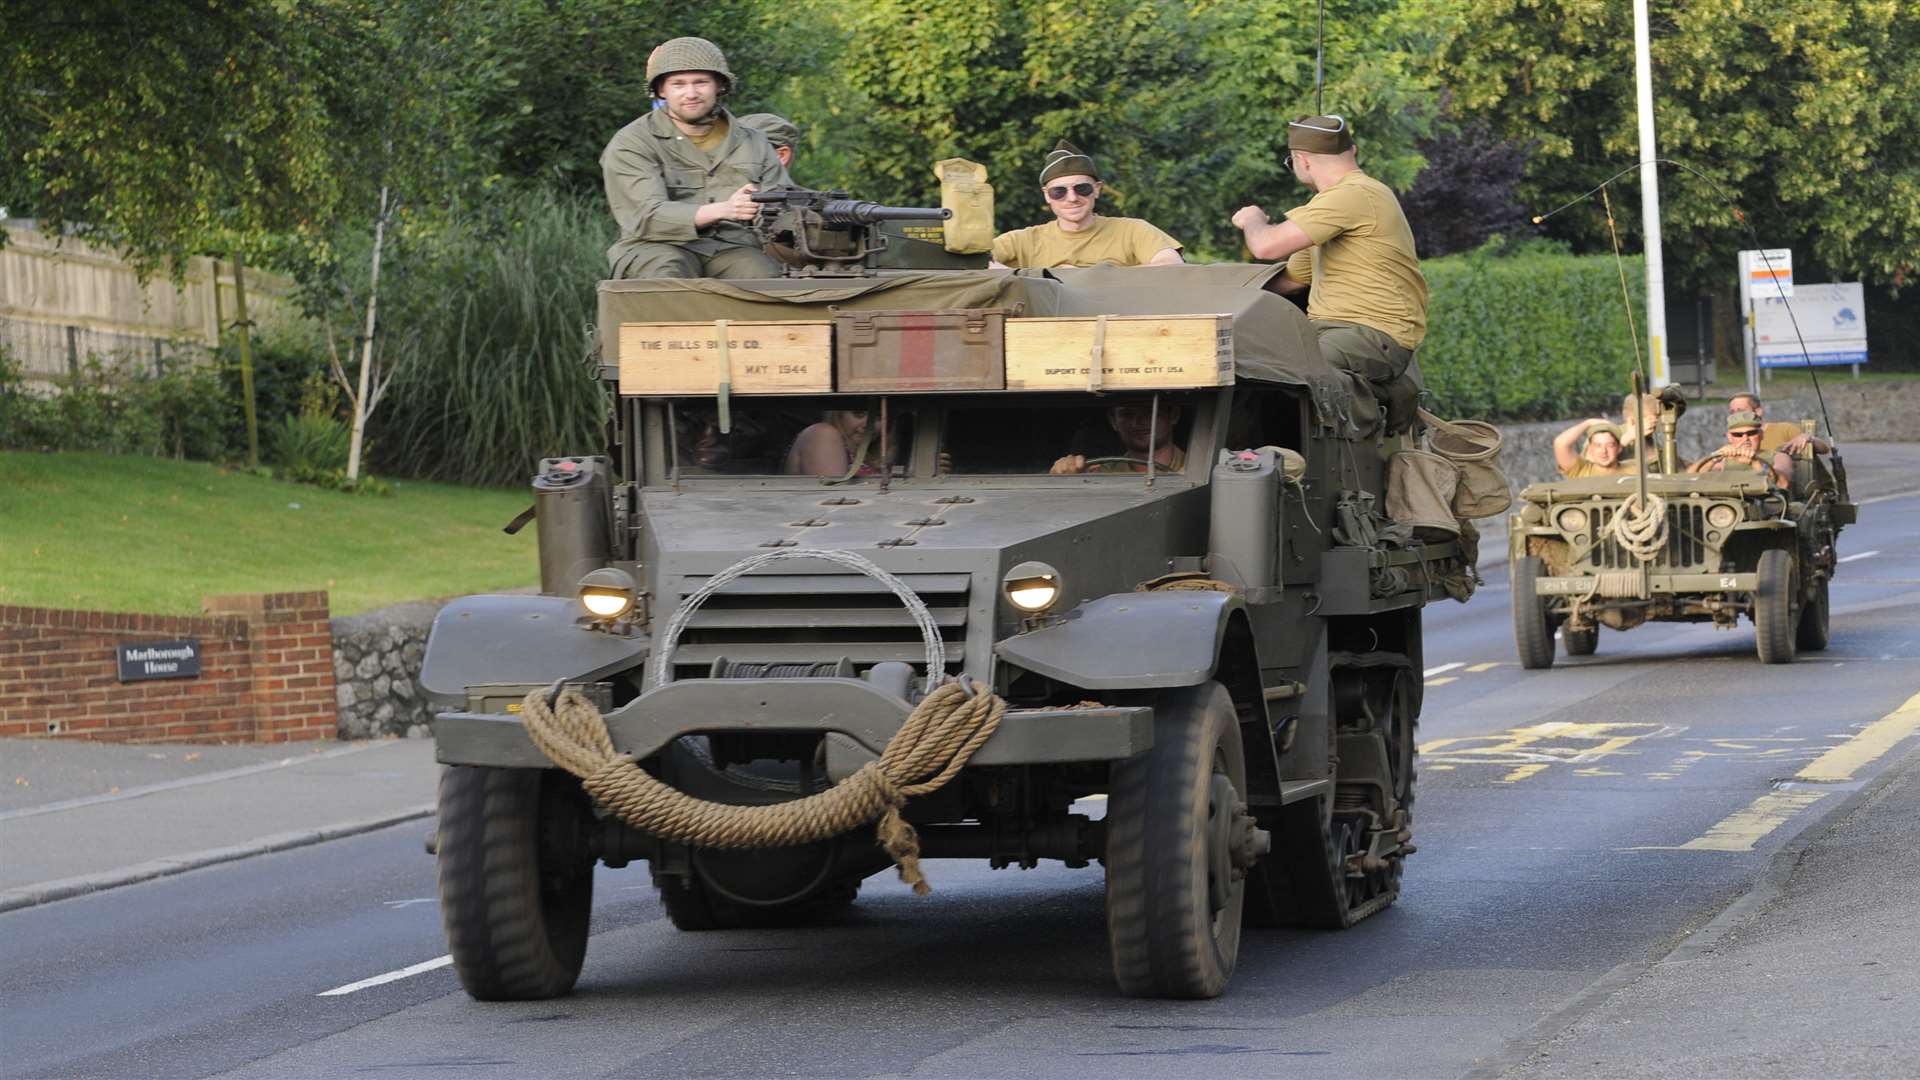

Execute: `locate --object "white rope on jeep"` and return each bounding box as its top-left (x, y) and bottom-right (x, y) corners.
top-left (652, 548), bottom-right (945, 687)
top-left (1603, 491), bottom-right (1668, 563)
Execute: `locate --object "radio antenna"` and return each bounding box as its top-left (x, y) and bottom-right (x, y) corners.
top-left (1315, 0), bottom-right (1326, 115)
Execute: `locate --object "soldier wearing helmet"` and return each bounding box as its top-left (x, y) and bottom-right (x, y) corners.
top-left (600, 37), bottom-right (789, 279)
top-left (736, 113), bottom-right (800, 171)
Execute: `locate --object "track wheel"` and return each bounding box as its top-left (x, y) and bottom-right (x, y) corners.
top-left (1106, 682), bottom-right (1258, 999)
top-left (437, 766), bottom-right (594, 1000)
top-left (1563, 625), bottom-right (1598, 657)
top-left (1511, 556), bottom-right (1556, 670)
top-left (1754, 549), bottom-right (1800, 664)
top-left (1796, 575), bottom-right (1830, 652)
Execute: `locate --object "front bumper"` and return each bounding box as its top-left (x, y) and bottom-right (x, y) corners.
top-left (432, 677), bottom-right (1152, 770)
top-left (1534, 572), bottom-right (1760, 596)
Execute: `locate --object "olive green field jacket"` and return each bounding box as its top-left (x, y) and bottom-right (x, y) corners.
top-left (600, 107), bottom-right (790, 272)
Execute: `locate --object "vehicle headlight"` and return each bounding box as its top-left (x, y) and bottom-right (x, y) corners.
top-left (1556, 507), bottom-right (1588, 534)
top-left (1003, 560), bottom-right (1062, 614)
top-left (577, 566), bottom-right (638, 621)
top-left (1706, 503), bottom-right (1740, 529)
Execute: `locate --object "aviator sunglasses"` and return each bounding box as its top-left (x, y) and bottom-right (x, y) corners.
top-left (1045, 181), bottom-right (1097, 201)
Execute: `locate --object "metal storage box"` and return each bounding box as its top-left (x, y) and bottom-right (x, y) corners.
top-left (833, 308), bottom-right (1007, 393)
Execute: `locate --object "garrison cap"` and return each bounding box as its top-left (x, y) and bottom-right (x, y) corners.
top-left (1727, 410), bottom-right (1764, 433)
top-left (1288, 114), bottom-right (1355, 155)
top-left (737, 113), bottom-right (800, 150)
top-left (1039, 140), bottom-right (1099, 186)
top-left (647, 37), bottom-right (733, 94)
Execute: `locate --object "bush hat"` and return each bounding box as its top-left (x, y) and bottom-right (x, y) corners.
top-left (1288, 114), bottom-right (1355, 155)
top-left (1039, 141), bottom-right (1099, 186)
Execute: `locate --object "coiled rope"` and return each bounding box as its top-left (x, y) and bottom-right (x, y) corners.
top-left (522, 549), bottom-right (1002, 895)
top-left (1603, 491), bottom-right (1668, 562)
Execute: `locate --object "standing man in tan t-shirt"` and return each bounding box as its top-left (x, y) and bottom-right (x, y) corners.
top-left (989, 142), bottom-right (1184, 269)
top-left (1230, 115), bottom-right (1428, 391)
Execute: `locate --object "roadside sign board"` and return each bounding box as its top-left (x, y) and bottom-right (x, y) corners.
top-left (1755, 282), bottom-right (1869, 369)
top-left (1740, 248), bottom-right (1793, 299)
top-left (117, 640), bottom-right (202, 682)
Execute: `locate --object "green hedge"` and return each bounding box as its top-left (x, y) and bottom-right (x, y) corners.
top-left (1419, 246), bottom-right (1648, 420)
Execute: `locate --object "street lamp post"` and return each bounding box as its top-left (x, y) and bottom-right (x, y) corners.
top-left (1634, 0), bottom-right (1671, 388)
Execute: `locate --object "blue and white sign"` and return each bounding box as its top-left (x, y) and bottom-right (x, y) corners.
top-left (1755, 282), bottom-right (1869, 369)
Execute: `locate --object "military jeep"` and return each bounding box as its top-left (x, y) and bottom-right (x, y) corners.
top-left (421, 225), bottom-right (1467, 1000)
top-left (1508, 403), bottom-right (1854, 667)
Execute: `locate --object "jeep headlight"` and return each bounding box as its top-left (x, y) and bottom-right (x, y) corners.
top-left (577, 566), bottom-right (638, 621)
top-left (1003, 561), bottom-right (1062, 614)
top-left (1555, 507), bottom-right (1588, 535)
top-left (1706, 503), bottom-right (1740, 529)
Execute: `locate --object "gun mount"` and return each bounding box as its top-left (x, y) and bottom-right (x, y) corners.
top-left (751, 188), bottom-right (952, 276)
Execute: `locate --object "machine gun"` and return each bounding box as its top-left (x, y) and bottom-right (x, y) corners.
top-left (751, 188), bottom-right (952, 276)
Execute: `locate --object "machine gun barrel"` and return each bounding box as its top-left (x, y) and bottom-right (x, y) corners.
top-left (821, 200), bottom-right (951, 225)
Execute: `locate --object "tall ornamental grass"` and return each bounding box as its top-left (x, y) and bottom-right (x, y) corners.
top-left (371, 190), bottom-right (610, 486)
top-left (1418, 247), bottom-right (1648, 420)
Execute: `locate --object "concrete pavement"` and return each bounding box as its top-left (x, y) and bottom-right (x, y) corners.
top-left (0, 736), bottom-right (438, 912)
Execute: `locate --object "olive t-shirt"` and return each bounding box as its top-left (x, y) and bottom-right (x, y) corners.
top-left (1759, 420), bottom-right (1805, 452)
top-left (991, 215), bottom-right (1181, 269)
top-left (1280, 170), bottom-right (1428, 350)
top-left (687, 117), bottom-right (730, 156)
top-left (1559, 459), bottom-right (1638, 479)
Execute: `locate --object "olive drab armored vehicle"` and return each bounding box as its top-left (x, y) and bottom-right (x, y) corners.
top-left (1508, 390), bottom-right (1855, 667)
top-left (421, 192), bottom-right (1470, 1001)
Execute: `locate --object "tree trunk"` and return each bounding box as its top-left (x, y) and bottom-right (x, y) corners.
top-left (231, 254), bottom-right (259, 469)
top-left (347, 186), bottom-right (389, 483)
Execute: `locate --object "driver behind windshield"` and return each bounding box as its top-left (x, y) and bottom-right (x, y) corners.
top-left (1051, 402), bottom-right (1185, 475)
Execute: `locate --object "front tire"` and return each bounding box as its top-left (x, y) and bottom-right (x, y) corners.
top-left (1512, 556), bottom-right (1556, 670)
top-left (1105, 682), bottom-right (1250, 999)
top-left (1796, 575), bottom-right (1830, 652)
top-left (1754, 549), bottom-right (1799, 664)
top-left (437, 766), bottom-right (594, 1001)
top-left (1563, 625), bottom-right (1598, 657)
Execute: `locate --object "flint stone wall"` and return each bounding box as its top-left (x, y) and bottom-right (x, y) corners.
top-left (331, 600), bottom-right (448, 740)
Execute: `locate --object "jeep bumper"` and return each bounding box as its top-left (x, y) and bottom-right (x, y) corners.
top-left (1534, 572), bottom-right (1760, 596)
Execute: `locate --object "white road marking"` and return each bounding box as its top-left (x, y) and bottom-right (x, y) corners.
top-left (382, 898), bottom-right (436, 909)
top-left (318, 955), bottom-right (452, 996)
top-left (1424, 662), bottom-right (1464, 677)
top-left (1837, 550), bottom-right (1880, 563)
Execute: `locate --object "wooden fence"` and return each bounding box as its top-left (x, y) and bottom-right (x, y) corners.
top-left (0, 220), bottom-right (300, 389)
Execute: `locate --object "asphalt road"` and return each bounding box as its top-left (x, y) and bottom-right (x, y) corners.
top-left (3, 490), bottom-right (1917, 1080)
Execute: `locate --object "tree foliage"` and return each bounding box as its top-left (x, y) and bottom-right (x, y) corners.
top-left (1421, 0), bottom-right (1920, 289)
top-left (1399, 118), bottom-right (1535, 258)
top-left (816, 0), bottom-right (1443, 258)
top-left (0, 0), bottom-right (367, 276)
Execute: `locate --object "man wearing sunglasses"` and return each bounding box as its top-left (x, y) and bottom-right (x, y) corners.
top-left (1687, 411), bottom-right (1792, 487)
top-left (989, 141), bottom-right (1184, 269)
top-left (1231, 115), bottom-right (1427, 400)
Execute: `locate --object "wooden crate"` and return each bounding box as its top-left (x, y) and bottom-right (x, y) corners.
top-left (617, 320), bottom-right (832, 395)
top-left (1004, 314), bottom-right (1234, 391)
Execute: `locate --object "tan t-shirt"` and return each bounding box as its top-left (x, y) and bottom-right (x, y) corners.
top-left (991, 215), bottom-right (1181, 268)
top-left (1280, 170), bottom-right (1428, 350)
top-left (1560, 459), bottom-right (1638, 479)
top-left (1759, 420), bottom-right (1805, 452)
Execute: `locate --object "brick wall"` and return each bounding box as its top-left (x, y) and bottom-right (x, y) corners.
top-left (0, 591), bottom-right (338, 743)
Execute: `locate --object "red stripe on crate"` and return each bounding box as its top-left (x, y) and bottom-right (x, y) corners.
top-left (899, 313), bottom-right (936, 388)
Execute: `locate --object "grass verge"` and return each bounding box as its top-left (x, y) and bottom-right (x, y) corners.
top-left (0, 452), bottom-right (537, 616)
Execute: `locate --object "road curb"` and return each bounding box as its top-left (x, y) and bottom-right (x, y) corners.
top-left (1464, 734), bottom-right (1920, 1079)
top-left (0, 802), bottom-right (436, 914)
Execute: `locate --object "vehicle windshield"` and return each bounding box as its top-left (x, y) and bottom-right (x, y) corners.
top-left (658, 393), bottom-right (1200, 479)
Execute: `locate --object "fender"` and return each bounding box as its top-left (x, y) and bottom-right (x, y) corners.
top-left (994, 591), bottom-right (1256, 692)
top-left (419, 594), bottom-right (649, 707)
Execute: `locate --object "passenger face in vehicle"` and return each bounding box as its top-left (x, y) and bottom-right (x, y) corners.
top-left (1043, 173), bottom-right (1100, 228)
top-left (830, 410), bottom-right (870, 440)
top-left (659, 72), bottom-right (722, 126)
top-left (1108, 404), bottom-right (1178, 453)
top-left (1587, 430), bottom-right (1622, 466)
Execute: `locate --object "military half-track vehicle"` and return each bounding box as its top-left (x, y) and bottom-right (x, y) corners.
top-left (422, 204), bottom-right (1468, 1001)
top-left (1508, 395), bottom-right (1855, 667)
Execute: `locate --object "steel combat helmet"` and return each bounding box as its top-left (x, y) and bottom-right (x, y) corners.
top-left (647, 37), bottom-right (733, 95)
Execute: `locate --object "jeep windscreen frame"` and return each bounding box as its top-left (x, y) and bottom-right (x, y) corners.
top-left (630, 390), bottom-right (1225, 488)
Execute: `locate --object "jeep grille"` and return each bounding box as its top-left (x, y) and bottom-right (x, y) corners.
top-left (1584, 502), bottom-right (1709, 570)
top-left (662, 572), bottom-right (969, 681)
